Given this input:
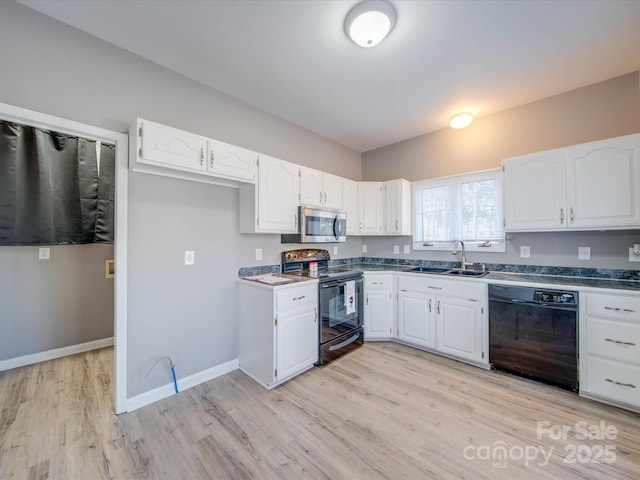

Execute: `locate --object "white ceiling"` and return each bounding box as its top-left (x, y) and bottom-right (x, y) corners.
top-left (18, 0), bottom-right (640, 152)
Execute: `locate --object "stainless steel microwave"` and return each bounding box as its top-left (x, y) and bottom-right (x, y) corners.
top-left (281, 205), bottom-right (347, 243)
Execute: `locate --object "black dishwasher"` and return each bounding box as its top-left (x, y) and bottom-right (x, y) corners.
top-left (489, 284), bottom-right (578, 391)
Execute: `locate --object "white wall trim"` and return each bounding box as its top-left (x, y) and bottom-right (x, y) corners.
top-left (0, 101), bottom-right (129, 414)
top-left (126, 359), bottom-right (239, 412)
top-left (0, 337), bottom-right (114, 372)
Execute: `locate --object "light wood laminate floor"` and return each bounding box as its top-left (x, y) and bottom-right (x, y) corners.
top-left (1, 342), bottom-right (639, 479)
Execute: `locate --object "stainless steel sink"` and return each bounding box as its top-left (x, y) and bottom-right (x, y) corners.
top-left (406, 266), bottom-right (488, 277)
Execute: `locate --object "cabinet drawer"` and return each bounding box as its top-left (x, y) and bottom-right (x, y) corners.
top-left (586, 293), bottom-right (640, 321)
top-left (585, 356), bottom-right (640, 407)
top-left (365, 274), bottom-right (393, 289)
top-left (588, 318), bottom-right (640, 364)
top-left (397, 275), bottom-right (432, 292)
top-left (276, 285), bottom-right (316, 310)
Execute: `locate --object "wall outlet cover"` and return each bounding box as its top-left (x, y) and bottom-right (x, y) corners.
top-left (362, 244), bottom-right (367, 253)
top-left (578, 247), bottom-right (591, 261)
top-left (629, 247), bottom-right (640, 263)
top-left (520, 246), bottom-right (530, 258)
top-left (38, 247), bottom-right (50, 260)
top-left (404, 244), bottom-right (410, 254)
top-left (184, 251), bottom-right (195, 265)
top-left (255, 248), bottom-right (263, 261)
top-left (333, 246), bottom-right (338, 255)
top-left (393, 245), bottom-right (399, 254)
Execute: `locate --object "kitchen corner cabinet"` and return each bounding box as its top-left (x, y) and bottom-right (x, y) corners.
top-left (299, 167), bottom-right (344, 210)
top-left (396, 275), bottom-right (487, 365)
top-left (129, 118), bottom-right (257, 187)
top-left (238, 281), bottom-right (318, 389)
top-left (383, 179), bottom-right (411, 235)
top-left (503, 133), bottom-right (640, 231)
top-left (358, 182), bottom-right (384, 234)
top-left (343, 179), bottom-right (359, 236)
top-left (239, 155), bottom-right (300, 233)
top-left (363, 273), bottom-right (394, 340)
top-left (579, 291), bottom-right (640, 411)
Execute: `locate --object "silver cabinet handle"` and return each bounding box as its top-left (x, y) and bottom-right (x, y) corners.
top-left (294, 214), bottom-right (298, 229)
top-left (560, 208), bottom-right (564, 224)
top-left (604, 306), bottom-right (636, 313)
top-left (437, 300), bottom-right (440, 315)
top-left (320, 191), bottom-right (324, 204)
top-left (292, 295), bottom-right (306, 301)
top-left (200, 147), bottom-right (204, 166)
top-left (399, 289), bottom-right (407, 292)
top-left (210, 151), bottom-right (215, 168)
top-left (428, 298), bottom-right (432, 313)
top-left (324, 192), bottom-right (327, 204)
top-left (428, 286), bottom-right (442, 290)
top-left (366, 293), bottom-right (369, 306)
top-left (569, 207), bottom-right (575, 223)
top-left (395, 219), bottom-right (399, 231)
top-left (605, 338), bottom-right (636, 346)
top-left (314, 307), bottom-right (317, 323)
top-left (605, 378), bottom-right (636, 389)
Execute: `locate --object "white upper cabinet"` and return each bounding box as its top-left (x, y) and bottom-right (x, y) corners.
top-left (358, 182), bottom-right (384, 235)
top-left (503, 133), bottom-right (640, 231)
top-left (383, 179), bottom-right (411, 235)
top-left (343, 179), bottom-right (359, 236)
top-left (566, 134), bottom-right (640, 229)
top-left (138, 119), bottom-right (207, 173)
top-left (130, 118), bottom-right (257, 187)
top-left (239, 155), bottom-right (300, 234)
top-left (299, 167), bottom-right (344, 209)
top-left (207, 139), bottom-right (257, 183)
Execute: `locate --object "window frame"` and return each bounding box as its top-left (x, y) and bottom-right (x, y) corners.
top-left (412, 168), bottom-right (505, 253)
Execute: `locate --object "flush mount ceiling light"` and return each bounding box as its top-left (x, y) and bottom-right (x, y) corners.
top-left (345, 0), bottom-right (396, 48)
top-left (450, 112), bottom-right (474, 129)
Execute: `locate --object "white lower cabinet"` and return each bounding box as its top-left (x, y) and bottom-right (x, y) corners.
top-left (393, 274), bottom-right (488, 366)
top-left (238, 281), bottom-right (318, 389)
top-left (580, 291), bottom-right (640, 410)
top-left (364, 274), bottom-right (394, 340)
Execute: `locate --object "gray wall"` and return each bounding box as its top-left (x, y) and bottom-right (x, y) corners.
top-left (0, 244), bottom-right (114, 361)
top-left (0, 2), bottom-right (361, 397)
top-left (362, 73), bottom-right (640, 270)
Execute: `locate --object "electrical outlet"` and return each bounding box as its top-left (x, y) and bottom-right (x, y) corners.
top-left (404, 244), bottom-right (410, 254)
top-left (362, 244), bottom-right (367, 254)
top-left (333, 246), bottom-right (338, 255)
top-left (629, 247), bottom-right (640, 263)
top-left (393, 245), bottom-right (399, 254)
top-left (578, 247), bottom-right (591, 261)
top-left (38, 247), bottom-right (50, 260)
top-left (255, 248), bottom-right (263, 261)
top-left (520, 246), bottom-right (530, 258)
top-left (184, 251), bottom-right (195, 265)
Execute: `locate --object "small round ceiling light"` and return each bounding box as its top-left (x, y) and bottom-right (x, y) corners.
top-left (450, 112), bottom-right (474, 129)
top-left (345, 0), bottom-right (396, 48)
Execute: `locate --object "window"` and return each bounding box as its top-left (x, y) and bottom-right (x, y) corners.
top-left (413, 169), bottom-right (505, 252)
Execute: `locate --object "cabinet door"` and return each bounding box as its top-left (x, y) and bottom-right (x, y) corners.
top-left (323, 173), bottom-right (344, 210)
top-left (299, 167), bottom-right (324, 207)
top-left (141, 120), bottom-right (207, 173)
top-left (276, 304), bottom-right (318, 381)
top-left (206, 139), bottom-right (257, 183)
top-left (567, 134), bottom-right (640, 229)
top-left (257, 155), bottom-right (300, 233)
top-left (358, 182), bottom-right (384, 235)
top-left (384, 179), bottom-right (411, 235)
top-left (503, 149), bottom-right (567, 231)
top-left (364, 289), bottom-right (393, 340)
top-left (343, 179), bottom-right (359, 235)
top-left (436, 295), bottom-right (483, 363)
top-left (397, 291), bottom-right (433, 348)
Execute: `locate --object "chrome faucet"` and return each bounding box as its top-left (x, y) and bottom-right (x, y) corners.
top-left (452, 240), bottom-right (473, 270)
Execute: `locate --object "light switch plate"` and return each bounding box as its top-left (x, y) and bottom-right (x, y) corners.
top-left (520, 246), bottom-right (530, 258)
top-left (404, 244), bottom-right (410, 254)
top-left (333, 246), bottom-right (338, 255)
top-left (255, 248), bottom-right (263, 261)
top-left (185, 251), bottom-right (195, 265)
top-left (393, 245), bottom-right (399, 254)
top-left (362, 244), bottom-right (367, 253)
top-left (38, 247), bottom-right (50, 260)
top-left (578, 247), bottom-right (590, 261)
top-left (629, 247), bottom-right (640, 263)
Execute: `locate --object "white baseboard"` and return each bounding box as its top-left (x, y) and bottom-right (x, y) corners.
top-left (126, 358), bottom-right (239, 412)
top-left (0, 337), bottom-right (114, 372)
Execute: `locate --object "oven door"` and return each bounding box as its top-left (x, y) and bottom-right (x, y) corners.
top-left (319, 276), bottom-right (363, 343)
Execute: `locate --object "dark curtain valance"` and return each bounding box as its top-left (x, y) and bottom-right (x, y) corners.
top-left (0, 121), bottom-right (115, 245)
